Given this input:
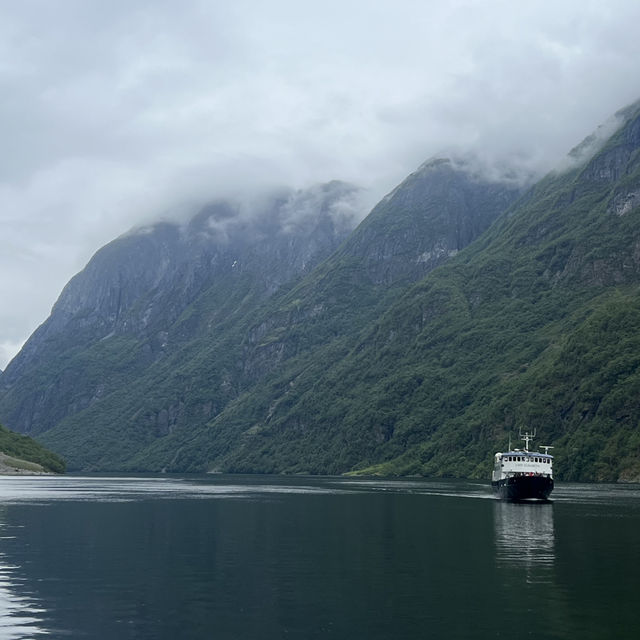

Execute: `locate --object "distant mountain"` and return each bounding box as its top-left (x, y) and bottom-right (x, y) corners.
top-left (0, 182), bottom-right (359, 450)
top-left (0, 160), bottom-right (522, 472)
top-left (209, 100), bottom-right (640, 482)
top-left (329, 155), bottom-right (522, 286)
top-left (4, 100), bottom-right (640, 482)
top-left (113, 156), bottom-right (524, 473)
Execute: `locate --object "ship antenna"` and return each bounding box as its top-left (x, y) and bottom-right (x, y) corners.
top-left (508, 432), bottom-right (512, 451)
top-left (519, 428), bottom-right (536, 452)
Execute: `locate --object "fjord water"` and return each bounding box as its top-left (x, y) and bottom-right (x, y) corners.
top-left (0, 476), bottom-right (638, 639)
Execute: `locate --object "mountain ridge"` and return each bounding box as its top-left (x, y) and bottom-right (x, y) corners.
top-left (175, 101), bottom-right (640, 481)
top-left (0, 158), bottom-right (523, 471)
top-left (0, 182), bottom-right (361, 440)
top-left (2, 102), bottom-right (640, 481)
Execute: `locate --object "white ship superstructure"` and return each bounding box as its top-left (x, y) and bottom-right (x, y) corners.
top-left (491, 431), bottom-right (554, 501)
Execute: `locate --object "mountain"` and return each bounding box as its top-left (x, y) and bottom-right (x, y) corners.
top-left (0, 160), bottom-right (522, 471)
top-left (127, 102), bottom-right (640, 482)
top-left (3, 100), bottom-right (640, 482)
top-left (0, 182), bottom-right (359, 456)
top-left (208, 101), bottom-right (640, 482)
top-left (113, 157), bottom-right (524, 473)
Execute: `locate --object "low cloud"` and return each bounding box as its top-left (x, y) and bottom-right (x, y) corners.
top-left (2, 0), bottom-right (640, 367)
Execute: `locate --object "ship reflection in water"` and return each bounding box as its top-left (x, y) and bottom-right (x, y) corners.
top-left (494, 501), bottom-right (555, 584)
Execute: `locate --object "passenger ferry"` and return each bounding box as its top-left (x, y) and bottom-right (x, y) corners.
top-left (491, 431), bottom-right (553, 501)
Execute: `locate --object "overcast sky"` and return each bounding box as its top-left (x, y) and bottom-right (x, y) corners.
top-left (2, 0), bottom-right (640, 368)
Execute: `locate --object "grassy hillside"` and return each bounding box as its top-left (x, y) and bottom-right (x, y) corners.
top-left (0, 423), bottom-right (66, 473)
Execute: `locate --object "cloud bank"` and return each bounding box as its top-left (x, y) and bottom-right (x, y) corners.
top-left (2, 0), bottom-right (640, 367)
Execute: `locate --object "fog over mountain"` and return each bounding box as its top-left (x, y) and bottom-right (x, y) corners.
top-left (2, 0), bottom-right (640, 368)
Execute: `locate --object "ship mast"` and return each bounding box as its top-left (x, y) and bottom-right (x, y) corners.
top-left (519, 428), bottom-right (536, 452)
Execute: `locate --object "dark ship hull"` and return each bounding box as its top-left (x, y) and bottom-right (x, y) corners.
top-left (492, 474), bottom-right (553, 501)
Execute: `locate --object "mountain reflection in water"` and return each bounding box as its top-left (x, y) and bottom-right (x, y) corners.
top-left (0, 510), bottom-right (47, 639)
top-left (0, 476), bottom-right (638, 639)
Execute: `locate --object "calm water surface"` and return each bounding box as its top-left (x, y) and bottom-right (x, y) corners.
top-left (0, 475), bottom-right (638, 639)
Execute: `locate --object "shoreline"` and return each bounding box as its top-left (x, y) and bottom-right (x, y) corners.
top-left (0, 452), bottom-right (56, 476)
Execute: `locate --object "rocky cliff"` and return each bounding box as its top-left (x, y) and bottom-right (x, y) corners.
top-left (210, 100), bottom-right (640, 482)
top-left (0, 182), bottom-right (360, 439)
top-left (0, 159), bottom-right (522, 470)
top-left (3, 101), bottom-right (640, 481)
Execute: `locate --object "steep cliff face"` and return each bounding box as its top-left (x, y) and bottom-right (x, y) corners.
top-left (0, 157), bottom-right (521, 470)
top-left (342, 157), bottom-right (522, 286)
top-left (5, 101), bottom-right (640, 481)
top-left (235, 158), bottom-right (523, 367)
top-left (0, 182), bottom-right (360, 439)
top-left (211, 101), bottom-right (640, 482)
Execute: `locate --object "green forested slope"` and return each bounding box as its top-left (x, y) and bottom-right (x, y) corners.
top-left (6, 161), bottom-right (519, 471)
top-left (168, 103), bottom-right (640, 482)
top-left (4, 103), bottom-right (640, 482)
top-left (0, 186), bottom-right (361, 467)
top-left (0, 423), bottom-right (65, 473)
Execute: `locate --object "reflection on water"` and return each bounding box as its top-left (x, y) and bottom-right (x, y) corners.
top-left (0, 511), bottom-right (48, 639)
top-left (338, 477), bottom-right (491, 499)
top-left (0, 476), bottom-right (637, 639)
top-left (0, 475), bottom-right (345, 505)
top-left (494, 501), bottom-right (555, 583)
top-left (0, 475), bottom-right (493, 504)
